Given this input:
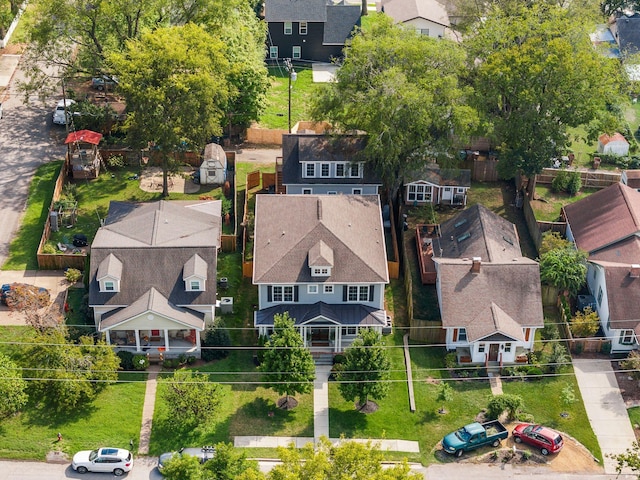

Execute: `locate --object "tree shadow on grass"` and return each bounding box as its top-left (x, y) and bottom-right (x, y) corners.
top-left (23, 400), bottom-right (98, 427)
top-left (327, 406), bottom-right (369, 438)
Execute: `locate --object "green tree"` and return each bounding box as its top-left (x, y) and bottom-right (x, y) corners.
top-left (621, 351), bottom-right (640, 381)
top-left (611, 441), bottom-right (640, 477)
top-left (547, 342), bottom-right (569, 374)
top-left (310, 14), bottom-right (478, 189)
top-left (337, 329), bottom-right (391, 411)
top-left (570, 307), bottom-right (600, 338)
top-left (539, 231), bottom-right (572, 256)
top-left (437, 381), bottom-right (453, 414)
top-left (202, 442), bottom-right (260, 480)
top-left (161, 369), bottom-right (223, 424)
top-left (0, 352), bottom-right (27, 418)
top-left (161, 452), bottom-right (204, 480)
top-left (539, 247), bottom-right (588, 296)
top-left (202, 319), bottom-right (232, 362)
top-left (268, 437), bottom-right (422, 480)
top-left (24, 326), bottom-right (119, 412)
top-left (259, 312), bottom-right (315, 409)
top-left (487, 394), bottom-right (525, 421)
top-left (466, 0), bottom-right (624, 196)
top-left (110, 23), bottom-right (231, 197)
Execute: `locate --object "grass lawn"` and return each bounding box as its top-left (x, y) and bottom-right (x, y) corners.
top-left (531, 185), bottom-right (599, 222)
top-left (259, 66), bottom-right (319, 130)
top-left (628, 406), bottom-right (640, 432)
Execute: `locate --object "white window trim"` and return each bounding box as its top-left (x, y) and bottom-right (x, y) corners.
top-left (308, 285), bottom-right (318, 294)
top-left (303, 162), bottom-right (315, 178)
top-left (100, 279), bottom-right (119, 293)
top-left (292, 46), bottom-right (301, 59)
top-left (320, 163), bottom-right (330, 178)
top-left (336, 163), bottom-right (345, 177)
top-left (273, 285), bottom-right (295, 303)
top-left (621, 329), bottom-right (636, 345)
top-left (323, 285), bottom-right (334, 294)
top-left (327, 191), bottom-right (337, 195)
top-left (269, 46), bottom-right (278, 59)
top-left (312, 267), bottom-right (331, 276)
top-left (302, 188), bottom-right (312, 194)
top-left (458, 328), bottom-right (467, 342)
top-left (347, 285), bottom-right (370, 302)
top-left (299, 21), bottom-right (307, 35)
top-left (352, 188), bottom-right (362, 195)
top-left (284, 22), bottom-right (292, 35)
top-left (348, 163), bottom-right (363, 178)
top-left (103, 281), bottom-right (115, 292)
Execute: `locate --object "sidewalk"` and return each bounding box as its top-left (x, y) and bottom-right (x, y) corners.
top-left (573, 357), bottom-right (636, 474)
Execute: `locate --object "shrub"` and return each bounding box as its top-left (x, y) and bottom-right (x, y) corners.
top-left (516, 412), bottom-right (535, 423)
top-left (178, 353), bottom-right (187, 365)
top-left (541, 321), bottom-right (560, 341)
top-left (106, 154), bottom-right (126, 169)
top-left (65, 268), bottom-right (83, 283)
top-left (566, 171), bottom-right (582, 195)
top-left (187, 355), bottom-right (196, 365)
top-left (163, 358), bottom-right (176, 369)
top-left (521, 450), bottom-right (532, 461)
top-left (255, 334), bottom-right (269, 364)
top-left (201, 320), bottom-right (232, 362)
top-left (551, 170), bottom-right (570, 193)
top-left (487, 394), bottom-right (525, 421)
top-left (117, 350), bottom-right (134, 371)
top-left (570, 307), bottom-right (599, 338)
top-left (547, 343), bottom-right (569, 373)
top-left (620, 351), bottom-right (640, 380)
top-left (333, 353), bottom-right (346, 365)
top-left (445, 352), bottom-right (457, 369)
top-left (133, 354), bottom-right (149, 371)
top-left (561, 383), bottom-right (576, 405)
top-left (526, 366), bottom-right (543, 377)
top-left (42, 242), bottom-right (57, 254)
top-left (539, 231), bottom-right (571, 256)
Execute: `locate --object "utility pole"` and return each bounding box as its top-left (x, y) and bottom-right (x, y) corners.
top-left (284, 58), bottom-right (297, 133)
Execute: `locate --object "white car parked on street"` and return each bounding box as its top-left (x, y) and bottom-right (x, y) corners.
top-left (71, 447), bottom-right (133, 476)
top-left (52, 99), bottom-right (76, 125)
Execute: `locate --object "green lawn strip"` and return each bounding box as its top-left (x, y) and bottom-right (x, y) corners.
top-left (531, 185), bottom-right (599, 222)
top-left (3, 161), bottom-right (62, 270)
top-left (8, 3), bottom-right (35, 45)
top-left (501, 374), bottom-right (602, 463)
top-left (0, 371), bottom-right (146, 460)
top-left (259, 66), bottom-right (318, 130)
top-left (149, 350), bottom-right (313, 456)
top-left (628, 406), bottom-right (640, 432)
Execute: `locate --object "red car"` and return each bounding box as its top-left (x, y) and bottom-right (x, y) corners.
top-left (512, 423), bottom-right (563, 455)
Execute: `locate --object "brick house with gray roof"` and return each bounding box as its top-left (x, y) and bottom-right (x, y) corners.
top-left (88, 200), bottom-right (221, 358)
top-left (432, 204), bottom-right (544, 365)
top-left (563, 183), bottom-right (640, 353)
top-left (265, 0), bottom-right (361, 62)
top-left (252, 194), bottom-right (389, 353)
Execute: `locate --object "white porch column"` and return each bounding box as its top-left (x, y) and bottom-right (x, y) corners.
top-left (163, 328), bottom-right (169, 351)
top-left (135, 330), bottom-right (141, 352)
top-left (336, 327), bottom-right (341, 353)
top-left (105, 331), bottom-right (111, 346)
top-left (302, 326), bottom-right (307, 348)
top-left (195, 330), bottom-right (202, 350)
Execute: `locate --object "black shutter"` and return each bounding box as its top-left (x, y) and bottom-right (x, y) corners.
top-left (369, 285), bottom-right (374, 302)
top-left (267, 286), bottom-right (272, 302)
top-left (343, 286), bottom-right (348, 301)
top-left (294, 286), bottom-right (299, 302)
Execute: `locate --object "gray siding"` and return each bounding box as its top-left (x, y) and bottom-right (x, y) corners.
top-left (258, 283), bottom-right (385, 310)
top-left (286, 184), bottom-right (379, 195)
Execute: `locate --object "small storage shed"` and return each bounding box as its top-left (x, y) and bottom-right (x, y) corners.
top-left (598, 132), bottom-right (629, 156)
top-left (199, 143), bottom-right (227, 185)
top-left (404, 163), bottom-right (471, 206)
top-left (65, 130), bottom-right (103, 180)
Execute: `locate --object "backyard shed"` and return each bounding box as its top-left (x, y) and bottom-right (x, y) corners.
top-left (65, 130), bottom-right (103, 180)
top-left (199, 143), bottom-right (227, 185)
top-left (598, 132), bottom-right (629, 156)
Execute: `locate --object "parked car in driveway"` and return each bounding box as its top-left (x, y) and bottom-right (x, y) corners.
top-left (52, 99), bottom-right (76, 125)
top-left (442, 420), bottom-right (508, 457)
top-left (71, 447), bottom-right (133, 476)
top-left (92, 75), bottom-right (118, 90)
top-left (512, 423), bottom-right (563, 455)
top-left (158, 446), bottom-right (216, 474)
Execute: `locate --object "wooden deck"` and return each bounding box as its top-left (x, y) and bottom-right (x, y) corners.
top-left (416, 224), bottom-right (440, 284)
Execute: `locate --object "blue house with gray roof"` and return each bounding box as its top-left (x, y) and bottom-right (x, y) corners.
top-left (265, 0), bottom-right (362, 62)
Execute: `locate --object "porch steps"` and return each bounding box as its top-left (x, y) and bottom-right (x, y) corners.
top-left (312, 353), bottom-right (334, 365)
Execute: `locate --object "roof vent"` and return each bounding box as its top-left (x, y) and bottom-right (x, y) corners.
top-left (631, 264), bottom-right (640, 278)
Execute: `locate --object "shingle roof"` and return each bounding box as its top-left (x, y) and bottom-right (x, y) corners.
top-left (405, 162), bottom-right (471, 187)
top-left (378, 0), bottom-right (450, 26)
top-left (281, 134), bottom-right (382, 186)
top-left (253, 195), bottom-right (388, 284)
top-left (434, 204), bottom-right (521, 262)
top-left (433, 259), bottom-right (544, 331)
top-left (324, 3), bottom-right (361, 45)
top-left (183, 254), bottom-right (208, 280)
top-left (616, 15), bottom-right (640, 55)
top-left (265, 0), bottom-right (328, 22)
top-left (590, 260), bottom-right (640, 331)
top-left (563, 183), bottom-right (640, 254)
top-left (308, 240), bottom-right (334, 267)
top-left (99, 287), bottom-right (205, 330)
top-left (97, 253), bottom-right (122, 281)
top-left (89, 200), bottom-right (220, 308)
top-left (255, 302), bottom-right (386, 326)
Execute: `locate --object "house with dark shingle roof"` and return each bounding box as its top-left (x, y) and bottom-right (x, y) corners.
top-left (88, 200), bottom-right (221, 358)
top-left (431, 204), bottom-right (544, 364)
top-left (265, 0), bottom-right (361, 62)
top-left (563, 183), bottom-right (640, 352)
top-left (252, 194), bottom-right (389, 353)
top-left (404, 162), bottom-right (471, 206)
top-left (279, 133), bottom-right (381, 195)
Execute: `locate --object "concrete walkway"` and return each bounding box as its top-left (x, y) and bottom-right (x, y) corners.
top-left (138, 364), bottom-right (162, 455)
top-left (314, 365), bottom-right (331, 441)
top-left (573, 358), bottom-right (636, 474)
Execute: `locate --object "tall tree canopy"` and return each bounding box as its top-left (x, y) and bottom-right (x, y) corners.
top-left (0, 352), bottom-right (27, 419)
top-left (259, 312), bottom-right (316, 409)
top-left (110, 23), bottom-right (230, 196)
top-left (466, 0), bottom-right (624, 191)
top-left (310, 14), bottom-right (477, 187)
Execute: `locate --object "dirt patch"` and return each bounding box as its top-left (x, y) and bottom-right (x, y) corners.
top-left (277, 396), bottom-right (298, 410)
top-left (0, 43), bottom-right (26, 55)
top-left (138, 167), bottom-right (200, 194)
top-left (355, 400), bottom-right (379, 414)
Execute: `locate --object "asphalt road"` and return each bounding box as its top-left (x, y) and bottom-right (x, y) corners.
top-left (0, 57), bottom-right (66, 267)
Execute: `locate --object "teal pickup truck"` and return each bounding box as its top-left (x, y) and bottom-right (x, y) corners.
top-left (442, 420), bottom-right (508, 457)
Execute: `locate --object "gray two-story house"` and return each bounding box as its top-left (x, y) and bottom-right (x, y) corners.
top-left (253, 194), bottom-right (389, 353)
top-left (278, 133), bottom-right (382, 195)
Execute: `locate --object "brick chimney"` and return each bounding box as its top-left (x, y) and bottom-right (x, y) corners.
top-left (631, 264), bottom-right (640, 278)
top-left (471, 257), bottom-right (481, 274)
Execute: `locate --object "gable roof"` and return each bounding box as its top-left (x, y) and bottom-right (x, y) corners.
top-left (433, 258), bottom-right (543, 331)
top-left (599, 132), bottom-right (628, 145)
top-left (435, 204), bottom-right (521, 261)
top-left (89, 200), bottom-right (220, 308)
top-left (281, 134), bottom-right (382, 186)
top-left (563, 183), bottom-right (640, 254)
top-left (378, 0), bottom-right (450, 27)
top-left (255, 302), bottom-right (386, 327)
top-left (324, 3), bottom-right (361, 44)
top-left (405, 162), bottom-right (471, 187)
top-left (253, 194), bottom-right (388, 284)
top-left (590, 260), bottom-right (640, 331)
top-left (265, 0), bottom-right (328, 22)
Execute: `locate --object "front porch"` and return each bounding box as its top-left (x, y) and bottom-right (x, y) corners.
top-left (106, 328), bottom-right (201, 358)
top-left (454, 346), bottom-right (529, 366)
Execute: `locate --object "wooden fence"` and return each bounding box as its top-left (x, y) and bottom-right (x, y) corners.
top-left (472, 156), bottom-right (499, 182)
top-left (521, 194), bottom-right (567, 253)
top-left (387, 194), bottom-right (400, 279)
top-left (535, 168), bottom-right (621, 189)
top-left (246, 127), bottom-right (287, 145)
top-left (558, 298), bottom-right (610, 354)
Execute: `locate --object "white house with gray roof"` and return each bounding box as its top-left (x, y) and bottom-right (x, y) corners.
top-left (253, 194), bottom-right (389, 353)
top-left (89, 200), bottom-right (221, 358)
top-left (431, 204), bottom-right (544, 365)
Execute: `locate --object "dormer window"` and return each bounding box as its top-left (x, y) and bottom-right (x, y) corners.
top-left (183, 254), bottom-right (207, 292)
top-left (104, 281), bottom-right (115, 292)
top-left (97, 253), bottom-right (122, 293)
top-left (312, 267), bottom-right (331, 276)
top-left (190, 280), bottom-right (202, 291)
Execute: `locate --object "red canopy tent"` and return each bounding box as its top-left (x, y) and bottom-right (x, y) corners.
top-left (64, 130), bottom-right (103, 145)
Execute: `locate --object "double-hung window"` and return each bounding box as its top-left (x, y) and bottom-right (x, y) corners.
top-left (321, 163), bottom-right (330, 177)
top-left (347, 285), bottom-right (369, 302)
top-left (299, 22), bottom-right (308, 35)
top-left (621, 330), bottom-right (636, 345)
top-left (284, 22), bottom-right (292, 35)
top-left (273, 285), bottom-right (294, 302)
top-left (292, 46), bottom-right (301, 59)
top-left (304, 163), bottom-right (315, 178)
